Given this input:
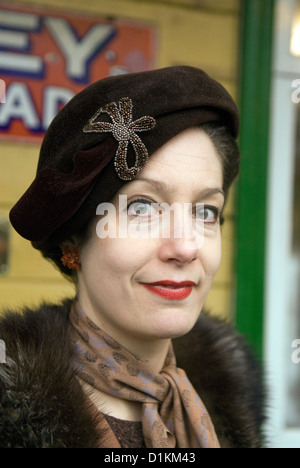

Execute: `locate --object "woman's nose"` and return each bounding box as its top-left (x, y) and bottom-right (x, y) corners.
top-left (157, 205), bottom-right (200, 264)
top-left (158, 237), bottom-right (199, 265)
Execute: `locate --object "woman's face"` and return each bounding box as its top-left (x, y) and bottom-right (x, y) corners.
top-left (77, 128), bottom-right (224, 350)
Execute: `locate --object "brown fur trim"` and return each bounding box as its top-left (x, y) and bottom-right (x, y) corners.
top-left (174, 313), bottom-right (266, 448)
top-left (0, 301), bottom-right (105, 448)
top-left (0, 300), bottom-right (265, 448)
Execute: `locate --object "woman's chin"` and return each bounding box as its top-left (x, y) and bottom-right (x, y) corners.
top-left (147, 313), bottom-right (201, 340)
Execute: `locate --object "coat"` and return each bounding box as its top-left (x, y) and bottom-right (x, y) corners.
top-left (0, 299), bottom-right (265, 448)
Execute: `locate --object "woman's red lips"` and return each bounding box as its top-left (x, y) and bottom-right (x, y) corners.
top-left (141, 281), bottom-right (195, 300)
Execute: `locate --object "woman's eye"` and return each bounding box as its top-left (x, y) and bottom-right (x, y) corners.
top-left (127, 199), bottom-right (155, 217)
top-left (195, 205), bottom-right (219, 223)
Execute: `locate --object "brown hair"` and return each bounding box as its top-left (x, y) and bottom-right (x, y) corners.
top-left (201, 122), bottom-right (240, 199)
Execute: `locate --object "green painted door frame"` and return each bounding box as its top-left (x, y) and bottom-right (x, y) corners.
top-left (235, 0), bottom-right (275, 359)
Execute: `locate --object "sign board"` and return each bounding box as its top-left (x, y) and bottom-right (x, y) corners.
top-left (0, 3), bottom-right (156, 142)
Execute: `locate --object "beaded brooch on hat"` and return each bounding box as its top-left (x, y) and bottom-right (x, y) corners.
top-left (83, 97), bottom-right (156, 181)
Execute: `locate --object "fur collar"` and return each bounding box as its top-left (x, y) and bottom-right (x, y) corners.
top-left (0, 300), bottom-right (265, 448)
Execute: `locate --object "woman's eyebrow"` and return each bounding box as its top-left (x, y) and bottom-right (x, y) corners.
top-left (134, 176), bottom-right (175, 196)
top-left (133, 176), bottom-right (225, 200)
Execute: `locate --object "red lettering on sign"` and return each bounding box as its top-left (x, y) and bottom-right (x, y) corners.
top-left (0, 2), bottom-right (156, 142)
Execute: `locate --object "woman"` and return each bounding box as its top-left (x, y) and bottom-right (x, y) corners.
top-left (0, 66), bottom-right (265, 448)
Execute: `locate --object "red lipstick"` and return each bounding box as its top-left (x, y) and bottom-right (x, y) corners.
top-left (141, 281), bottom-right (195, 300)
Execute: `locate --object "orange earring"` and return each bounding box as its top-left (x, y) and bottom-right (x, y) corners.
top-left (61, 245), bottom-right (81, 271)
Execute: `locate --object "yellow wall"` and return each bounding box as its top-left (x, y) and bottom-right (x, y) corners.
top-left (0, 0), bottom-right (240, 319)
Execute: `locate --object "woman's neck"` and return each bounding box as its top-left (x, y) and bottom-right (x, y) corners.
top-left (127, 337), bottom-right (171, 374)
top-left (77, 296), bottom-right (171, 375)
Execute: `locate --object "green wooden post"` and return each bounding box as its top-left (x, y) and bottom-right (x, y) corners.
top-left (235, 0), bottom-right (275, 358)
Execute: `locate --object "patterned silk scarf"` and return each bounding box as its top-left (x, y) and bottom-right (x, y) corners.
top-left (69, 301), bottom-right (220, 449)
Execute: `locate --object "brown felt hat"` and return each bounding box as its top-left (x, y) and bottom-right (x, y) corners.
top-left (9, 66), bottom-right (239, 250)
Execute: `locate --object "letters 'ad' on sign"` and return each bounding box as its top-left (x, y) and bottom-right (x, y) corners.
top-left (0, 2), bottom-right (156, 142)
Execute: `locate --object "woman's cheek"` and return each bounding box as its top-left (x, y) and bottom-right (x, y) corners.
top-left (94, 236), bottom-right (152, 274)
top-left (201, 234), bottom-right (222, 279)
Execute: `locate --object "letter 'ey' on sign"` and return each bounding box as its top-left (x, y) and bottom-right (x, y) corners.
top-left (0, 3), bottom-right (156, 143)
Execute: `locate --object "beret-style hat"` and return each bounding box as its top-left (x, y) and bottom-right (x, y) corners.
top-left (9, 66), bottom-right (239, 250)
